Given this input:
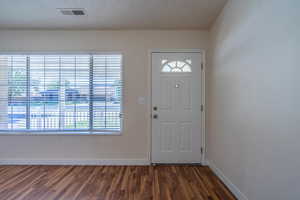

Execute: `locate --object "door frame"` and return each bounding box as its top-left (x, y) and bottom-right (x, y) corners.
top-left (149, 49), bottom-right (206, 164)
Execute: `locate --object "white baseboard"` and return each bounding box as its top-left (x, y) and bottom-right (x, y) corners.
top-left (0, 159), bottom-right (150, 166)
top-left (207, 160), bottom-right (248, 200)
top-left (202, 160), bottom-right (209, 166)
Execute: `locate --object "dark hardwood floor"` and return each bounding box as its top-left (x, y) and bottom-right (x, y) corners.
top-left (0, 165), bottom-right (236, 200)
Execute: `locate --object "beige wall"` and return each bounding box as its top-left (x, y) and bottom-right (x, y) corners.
top-left (208, 0), bottom-right (300, 199)
top-left (0, 30), bottom-right (209, 161)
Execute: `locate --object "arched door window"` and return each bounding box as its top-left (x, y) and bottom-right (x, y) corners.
top-left (161, 60), bottom-right (192, 72)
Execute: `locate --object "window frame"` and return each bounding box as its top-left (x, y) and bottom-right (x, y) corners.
top-left (0, 52), bottom-right (124, 135)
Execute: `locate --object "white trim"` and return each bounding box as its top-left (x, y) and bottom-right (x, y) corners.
top-left (148, 50), bottom-right (153, 163)
top-left (0, 51), bottom-right (123, 55)
top-left (207, 160), bottom-right (248, 200)
top-left (150, 49), bottom-right (204, 53)
top-left (0, 132), bottom-right (121, 136)
top-left (0, 159), bottom-right (150, 166)
top-left (149, 49), bottom-right (206, 164)
top-left (201, 51), bottom-right (206, 164)
top-left (202, 160), bottom-right (209, 166)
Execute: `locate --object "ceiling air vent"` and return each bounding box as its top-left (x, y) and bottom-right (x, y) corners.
top-left (58, 8), bottom-right (86, 16)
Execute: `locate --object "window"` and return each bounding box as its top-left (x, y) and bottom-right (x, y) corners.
top-left (161, 60), bottom-right (192, 72)
top-left (0, 54), bottom-right (122, 134)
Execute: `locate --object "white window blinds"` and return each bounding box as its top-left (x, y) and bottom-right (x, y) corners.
top-left (0, 54), bottom-right (122, 133)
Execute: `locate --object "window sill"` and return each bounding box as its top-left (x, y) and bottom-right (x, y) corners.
top-left (0, 131), bottom-right (122, 136)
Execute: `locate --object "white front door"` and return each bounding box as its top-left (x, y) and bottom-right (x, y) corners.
top-left (151, 52), bottom-right (203, 164)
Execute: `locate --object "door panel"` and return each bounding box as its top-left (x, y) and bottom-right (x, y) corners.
top-left (179, 122), bottom-right (192, 152)
top-left (152, 52), bottom-right (202, 163)
top-left (160, 78), bottom-right (173, 110)
top-left (160, 122), bottom-right (176, 152)
top-left (177, 78), bottom-right (192, 110)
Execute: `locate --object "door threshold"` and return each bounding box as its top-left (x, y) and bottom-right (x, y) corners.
top-left (151, 163), bottom-right (203, 166)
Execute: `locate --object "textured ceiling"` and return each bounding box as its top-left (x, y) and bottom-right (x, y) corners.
top-left (0, 0), bottom-right (227, 30)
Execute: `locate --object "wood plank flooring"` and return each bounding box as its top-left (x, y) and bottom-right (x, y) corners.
top-left (0, 165), bottom-right (236, 200)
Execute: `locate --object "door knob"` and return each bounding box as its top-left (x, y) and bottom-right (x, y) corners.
top-left (153, 114), bottom-right (158, 119)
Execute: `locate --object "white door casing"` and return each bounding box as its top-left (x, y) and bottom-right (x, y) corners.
top-left (151, 52), bottom-right (203, 163)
